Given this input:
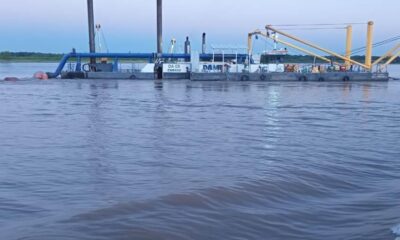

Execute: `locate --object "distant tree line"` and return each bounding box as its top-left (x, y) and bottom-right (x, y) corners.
top-left (0, 51), bottom-right (399, 64)
top-left (0, 52), bottom-right (63, 62)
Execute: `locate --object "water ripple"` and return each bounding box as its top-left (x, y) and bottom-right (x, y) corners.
top-left (1, 76), bottom-right (400, 240)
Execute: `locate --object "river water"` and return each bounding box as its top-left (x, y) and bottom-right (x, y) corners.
top-left (1, 64), bottom-right (400, 240)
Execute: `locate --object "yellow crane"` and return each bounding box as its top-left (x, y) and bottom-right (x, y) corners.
top-left (249, 22), bottom-right (399, 71)
top-left (264, 24), bottom-right (370, 69)
top-left (345, 25), bottom-right (353, 68)
top-left (248, 29), bottom-right (332, 63)
top-left (377, 46), bottom-right (400, 71)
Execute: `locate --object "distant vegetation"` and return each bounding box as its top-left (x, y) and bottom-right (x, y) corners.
top-left (0, 52), bottom-right (63, 62)
top-left (0, 51), bottom-right (399, 64)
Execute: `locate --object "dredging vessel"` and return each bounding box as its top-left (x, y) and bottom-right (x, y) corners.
top-left (44, 0), bottom-right (397, 82)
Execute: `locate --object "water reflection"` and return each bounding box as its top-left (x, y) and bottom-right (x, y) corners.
top-left (1, 77), bottom-right (400, 240)
top-left (86, 81), bottom-right (116, 181)
top-left (342, 82), bottom-right (352, 98)
top-left (362, 84), bottom-right (371, 101)
top-left (89, 82), bottom-right (119, 90)
top-left (154, 80), bottom-right (163, 90)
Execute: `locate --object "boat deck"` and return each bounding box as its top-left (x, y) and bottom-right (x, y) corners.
top-left (61, 71), bottom-right (389, 82)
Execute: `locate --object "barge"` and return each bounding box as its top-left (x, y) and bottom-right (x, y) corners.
top-left (51, 48), bottom-right (390, 82)
top-left (37, 1), bottom-right (397, 82)
top-left (44, 16), bottom-right (394, 82)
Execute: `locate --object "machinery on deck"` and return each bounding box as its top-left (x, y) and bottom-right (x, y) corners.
top-left (247, 22), bottom-right (400, 73)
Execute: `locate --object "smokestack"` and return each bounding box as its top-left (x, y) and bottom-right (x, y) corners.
top-left (184, 37), bottom-right (191, 54)
top-left (157, 0), bottom-right (163, 54)
top-left (202, 33), bottom-right (206, 54)
top-left (87, 0), bottom-right (96, 64)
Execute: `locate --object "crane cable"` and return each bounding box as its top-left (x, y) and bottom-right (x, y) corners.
top-left (269, 23), bottom-right (366, 27)
top-left (350, 35), bottom-right (400, 55)
top-left (251, 35), bottom-right (275, 54)
top-left (252, 28), bottom-right (400, 59)
top-left (277, 27), bottom-right (347, 31)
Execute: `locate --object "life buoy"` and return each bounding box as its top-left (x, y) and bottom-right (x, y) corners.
top-left (82, 64), bottom-right (96, 72)
top-left (82, 64), bottom-right (90, 72)
top-left (130, 74), bottom-right (137, 80)
top-left (241, 75), bottom-right (250, 81)
top-left (260, 74), bottom-right (267, 81)
top-left (299, 76), bottom-right (307, 81)
top-left (343, 76), bottom-right (350, 81)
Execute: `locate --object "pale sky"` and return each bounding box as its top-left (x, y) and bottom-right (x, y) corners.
top-left (0, 0), bottom-right (398, 54)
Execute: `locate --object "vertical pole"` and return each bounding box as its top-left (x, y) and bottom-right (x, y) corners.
top-left (222, 50), bottom-right (225, 73)
top-left (87, 0), bottom-right (96, 64)
top-left (248, 34), bottom-right (253, 56)
top-left (157, 0), bottom-right (163, 54)
top-left (184, 37), bottom-right (188, 54)
top-left (345, 25), bottom-right (353, 69)
top-left (202, 33), bottom-right (206, 54)
top-left (365, 21), bottom-right (374, 70)
top-left (236, 52), bottom-right (238, 73)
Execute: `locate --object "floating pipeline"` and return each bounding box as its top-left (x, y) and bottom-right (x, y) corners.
top-left (3, 77), bottom-right (20, 81)
top-left (33, 71), bottom-right (49, 80)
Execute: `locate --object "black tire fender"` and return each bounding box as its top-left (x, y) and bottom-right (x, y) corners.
top-left (241, 75), bottom-right (250, 81)
top-left (343, 76), bottom-right (350, 81)
top-left (299, 75), bottom-right (307, 81)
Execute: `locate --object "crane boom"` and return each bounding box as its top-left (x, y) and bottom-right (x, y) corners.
top-left (265, 25), bottom-right (369, 69)
top-left (248, 30), bottom-right (332, 63)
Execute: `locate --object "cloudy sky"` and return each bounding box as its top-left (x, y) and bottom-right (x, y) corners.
top-left (0, 0), bottom-right (397, 54)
